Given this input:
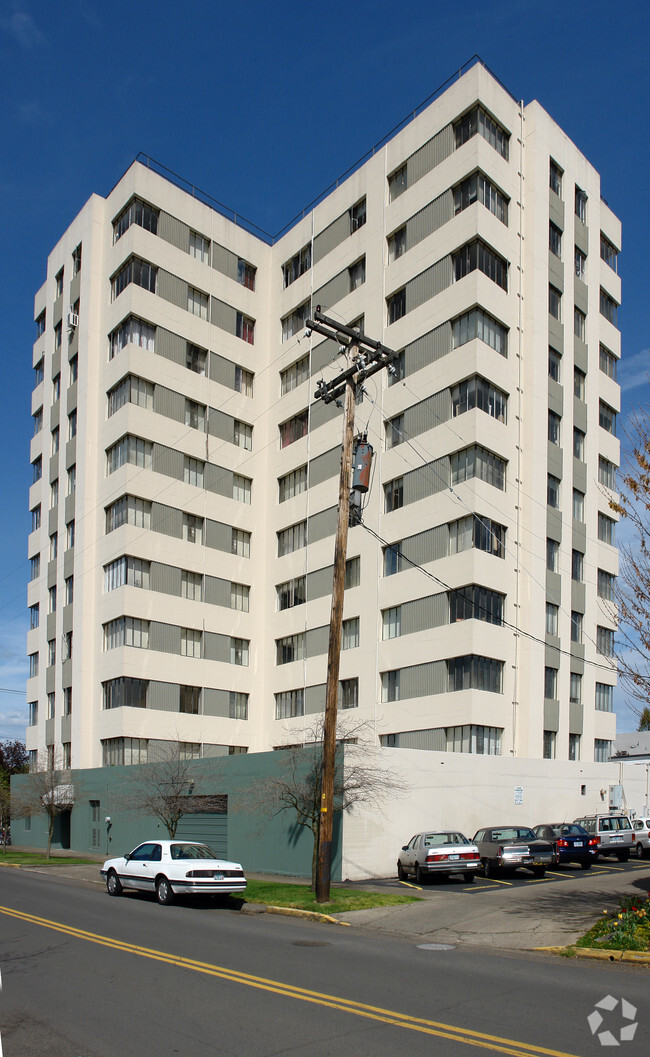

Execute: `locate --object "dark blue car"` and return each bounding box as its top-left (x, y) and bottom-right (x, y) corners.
top-left (532, 823), bottom-right (597, 868)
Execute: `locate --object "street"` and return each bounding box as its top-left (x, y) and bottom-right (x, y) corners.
top-left (0, 868), bottom-right (649, 1056)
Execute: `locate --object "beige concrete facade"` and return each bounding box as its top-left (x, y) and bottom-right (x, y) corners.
top-left (26, 64), bottom-right (620, 783)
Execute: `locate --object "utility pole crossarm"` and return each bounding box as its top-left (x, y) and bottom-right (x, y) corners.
top-left (307, 310), bottom-right (399, 405)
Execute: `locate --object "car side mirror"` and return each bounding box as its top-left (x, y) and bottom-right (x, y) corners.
top-left (124, 853), bottom-right (131, 861)
top-left (402, 845), bottom-right (408, 851)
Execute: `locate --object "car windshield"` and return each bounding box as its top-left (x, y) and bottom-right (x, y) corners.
top-left (549, 824), bottom-right (587, 837)
top-left (423, 832), bottom-right (469, 847)
top-left (170, 843), bottom-right (218, 860)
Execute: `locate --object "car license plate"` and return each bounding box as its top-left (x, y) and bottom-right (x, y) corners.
top-left (213, 872), bottom-right (224, 879)
top-left (533, 859), bottom-right (545, 865)
top-left (449, 854), bottom-right (459, 860)
top-left (611, 836), bottom-right (622, 843)
top-left (575, 841), bottom-right (583, 847)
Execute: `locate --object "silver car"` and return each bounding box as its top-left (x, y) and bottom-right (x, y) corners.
top-left (397, 830), bottom-right (481, 884)
top-left (632, 819), bottom-right (650, 858)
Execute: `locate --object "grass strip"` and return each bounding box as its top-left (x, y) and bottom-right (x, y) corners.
top-left (242, 879), bottom-right (420, 914)
top-left (0, 852), bottom-right (98, 866)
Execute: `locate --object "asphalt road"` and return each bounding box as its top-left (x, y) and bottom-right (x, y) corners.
top-left (1, 869), bottom-right (649, 1057)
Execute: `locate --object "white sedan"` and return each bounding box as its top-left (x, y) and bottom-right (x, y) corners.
top-left (398, 830), bottom-right (481, 884)
top-left (101, 840), bottom-right (247, 904)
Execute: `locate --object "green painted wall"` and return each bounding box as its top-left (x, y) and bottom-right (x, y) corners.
top-left (11, 748), bottom-right (343, 881)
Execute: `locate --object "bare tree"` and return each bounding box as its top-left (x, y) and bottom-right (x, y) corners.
top-left (11, 750), bottom-right (74, 859)
top-left (120, 742), bottom-right (226, 838)
top-left (0, 740), bottom-right (28, 848)
top-left (243, 717), bottom-right (407, 891)
top-left (609, 408), bottom-right (650, 720)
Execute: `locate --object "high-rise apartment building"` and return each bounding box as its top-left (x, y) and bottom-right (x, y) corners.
top-left (26, 63), bottom-right (620, 774)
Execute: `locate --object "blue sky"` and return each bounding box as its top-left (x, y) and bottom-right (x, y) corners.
top-left (0, 0), bottom-right (648, 739)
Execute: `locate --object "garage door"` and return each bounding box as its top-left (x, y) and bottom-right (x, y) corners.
top-left (175, 813), bottom-right (228, 857)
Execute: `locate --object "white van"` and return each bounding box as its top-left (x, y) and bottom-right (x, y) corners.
top-left (572, 814), bottom-right (633, 861)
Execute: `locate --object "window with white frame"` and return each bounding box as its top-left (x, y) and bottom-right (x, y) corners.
top-left (187, 287), bottom-right (208, 319)
top-left (342, 617), bottom-right (359, 650)
top-left (234, 420), bottom-right (252, 450)
top-left (181, 628), bottom-right (202, 658)
top-left (110, 316), bottom-right (155, 358)
top-left (231, 528), bottom-right (251, 558)
top-left (229, 691), bottom-right (248, 719)
top-left (181, 570), bottom-right (202, 601)
top-left (545, 603), bottom-right (558, 637)
top-left (275, 689), bottom-right (304, 719)
top-left (230, 582), bottom-right (250, 611)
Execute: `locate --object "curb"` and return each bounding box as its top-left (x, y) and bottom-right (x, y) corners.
top-left (261, 904), bottom-right (351, 926)
top-left (535, 945), bottom-right (650, 964)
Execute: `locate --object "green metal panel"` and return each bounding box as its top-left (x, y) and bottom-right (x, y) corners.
top-left (401, 593), bottom-right (447, 635)
top-left (205, 463), bottom-right (233, 497)
top-left (401, 526), bottom-right (445, 566)
top-left (313, 212), bottom-right (350, 264)
top-left (203, 631), bottom-right (230, 663)
top-left (148, 681), bottom-right (180, 712)
top-left (206, 519), bottom-right (231, 552)
top-left (549, 189), bottom-right (564, 229)
top-left (573, 460), bottom-right (587, 493)
top-left (400, 660), bottom-right (447, 700)
top-left (574, 217), bottom-right (589, 255)
top-left (547, 378), bottom-right (563, 417)
top-left (546, 508), bottom-right (562, 543)
top-left (305, 683), bottom-right (326, 714)
top-left (568, 702), bottom-right (584, 736)
top-left (546, 570), bottom-right (562, 604)
top-left (149, 621), bottom-right (181, 655)
top-left (574, 278), bottom-right (588, 314)
top-left (204, 576), bottom-right (231, 608)
top-left (544, 698), bottom-right (560, 730)
top-left (158, 269), bottom-right (188, 309)
top-left (311, 336), bottom-right (339, 376)
top-left (405, 124), bottom-right (454, 187)
top-left (151, 502), bottom-right (183, 538)
top-left (210, 352), bottom-right (237, 389)
top-left (547, 441), bottom-right (563, 480)
top-left (308, 506), bottom-right (337, 543)
top-left (548, 252), bottom-right (564, 292)
top-left (310, 398), bottom-right (340, 432)
top-left (573, 396), bottom-right (587, 432)
top-left (395, 727), bottom-right (446, 750)
top-left (405, 189), bottom-right (453, 250)
top-left (574, 340), bottom-right (588, 374)
top-left (405, 256), bottom-right (452, 313)
top-left (212, 242), bottom-right (239, 281)
top-left (153, 384), bottom-right (185, 423)
top-left (306, 625), bottom-right (329, 658)
top-left (150, 562), bottom-right (182, 596)
top-left (405, 322), bottom-right (452, 376)
top-left (314, 269), bottom-right (349, 311)
top-left (159, 211), bottom-right (190, 252)
top-left (156, 327), bottom-right (186, 367)
top-left (203, 688), bottom-right (230, 717)
top-left (207, 408), bottom-right (234, 442)
top-left (307, 564), bottom-right (333, 600)
top-left (211, 297), bottom-right (237, 335)
top-left (309, 446), bottom-right (340, 488)
top-left (152, 443), bottom-right (184, 480)
top-left (548, 316), bottom-right (563, 351)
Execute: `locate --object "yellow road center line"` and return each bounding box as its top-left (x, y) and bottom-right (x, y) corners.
top-left (0, 904), bottom-right (583, 1057)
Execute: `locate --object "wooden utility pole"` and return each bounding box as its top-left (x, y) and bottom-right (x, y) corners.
top-left (308, 311), bottom-right (397, 903)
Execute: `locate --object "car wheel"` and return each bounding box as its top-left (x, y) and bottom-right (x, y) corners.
top-left (635, 843), bottom-right (645, 860)
top-left (617, 850), bottom-right (630, 863)
top-left (156, 876), bottom-right (175, 905)
top-left (106, 869), bottom-right (122, 896)
top-left (580, 859), bottom-right (592, 870)
top-left (397, 860), bottom-right (407, 881)
top-left (415, 864), bottom-right (426, 886)
top-left (484, 859), bottom-right (497, 879)
top-left (532, 866), bottom-right (546, 879)
top-left (464, 872), bottom-right (475, 884)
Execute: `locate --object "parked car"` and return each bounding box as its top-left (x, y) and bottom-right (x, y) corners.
top-left (572, 814), bottom-right (633, 861)
top-left (473, 826), bottom-right (555, 878)
top-left (101, 840), bottom-right (247, 905)
top-left (631, 819), bottom-right (650, 858)
top-left (532, 823), bottom-right (597, 868)
top-left (397, 830), bottom-right (481, 884)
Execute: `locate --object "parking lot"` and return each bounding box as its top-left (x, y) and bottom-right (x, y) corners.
top-left (367, 857), bottom-right (650, 895)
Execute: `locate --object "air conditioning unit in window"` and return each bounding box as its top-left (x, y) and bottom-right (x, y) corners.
top-left (67, 310), bottom-right (79, 328)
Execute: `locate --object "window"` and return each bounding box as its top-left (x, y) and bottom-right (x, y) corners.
top-left (231, 528), bottom-right (250, 558)
top-left (52, 373), bottom-right (60, 401)
top-left (447, 655), bottom-right (503, 694)
top-left (50, 479), bottom-right (59, 509)
top-left (49, 532), bottom-right (58, 560)
top-left (385, 414), bottom-right (403, 449)
top-left (185, 399), bottom-right (206, 431)
top-left (28, 652), bottom-right (39, 678)
top-left (339, 678), bottom-right (359, 710)
top-left (350, 198), bottom-right (366, 232)
top-left (548, 285), bottom-right (561, 320)
top-left (187, 286), bottom-right (208, 319)
top-left (571, 549), bottom-right (584, 582)
top-left (574, 308), bottom-right (586, 342)
top-left (383, 542), bottom-right (404, 576)
top-left (545, 603), bottom-right (558, 637)
top-left (47, 692), bottom-right (55, 718)
top-left (449, 515), bottom-right (505, 558)
top-left (189, 230), bottom-right (210, 263)
top-left (276, 575), bottom-right (305, 610)
top-left (111, 257), bottom-right (157, 299)
top-left (342, 617), bottom-right (359, 650)
top-left (234, 420), bottom-right (252, 450)
top-left (235, 366), bottom-right (254, 397)
top-left (186, 344), bottom-right (207, 375)
top-left (449, 585), bottom-right (504, 625)
top-left (232, 474), bottom-right (251, 504)
top-left (283, 244), bottom-right (311, 288)
top-left (66, 519), bottom-right (75, 548)
top-left (277, 521), bottom-right (307, 556)
top-left (546, 538), bottom-right (559, 573)
top-left (570, 611), bottom-right (583, 643)
top-left (28, 701), bottom-right (38, 725)
top-left (345, 556), bottom-right (360, 588)
top-left (382, 607), bottom-right (402, 640)
top-left (595, 683), bottom-right (614, 712)
top-left (388, 165), bottom-right (407, 201)
top-left (280, 410), bottom-right (308, 448)
top-left (451, 306), bottom-right (508, 357)
top-left (600, 288), bottom-right (618, 327)
top-left (104, 556), bottom-right (150, 592)
top-left (113, 198), bottom-right (158, 241)
top-left (183, 457), bottom-right (204, 488)
top-left (597, 569), bottom-right (615, 601)
top-left (48, 584), bottom-right (57, 613)
top-left (599, 401), bottom-right (617, 435)
top-left (31, 505), bottom-right (41, 531)
top-left (110, 316), bottom-right (156, 358)
top-left (279, 465), bottom-right (307, 502)
top-left (183, 514), bottom-right (203, 545)
top-left (30, 554), bottom-right (40, 581)
top-left (573, 428), bottom-right (585, 461)
top-left (598, 457), bottom-right (617, 490)
top-left (454, 105), bottom-right (509, 159)
top-left (275, 689), bottom-right (305, 719)
top-left (68, 409), bottom-right (77, 439)
top-left (549, 160), bottom-right (563, 196)
top-left (453, 240), bottom-right (507, 290)
top-left (34, 357), bottom-right (44, 385)
top-left (180, 686), bottom-right (201, 715)
top-left (229, 691), bottom-right (248, 720)
top-left (102, 736), bottom-right (148, 765)
top-left (106, 436), bottom-right (152, 475)
top-left (276, 633), bottom-right (306, 665)
top-left (598, 513), bottom-right (615, 545)
top-left (63, 630), bottom-right (72, 661)
top-left (451, 445), bottom-right (506, 491)
top-left (549, 222), bottom-right (562, 258)
top-left (600, 234), bottom-right (618, 272)
top-left (454, 172), bottom-right (508, 224)
top-left (236, 312), bottom-right (255, 344)
top-left (180, 628), bottom-right (202, 658)
top-left (50, 426), bottom-right (59, 454)
top-left (181, 570), bottom-right (202, 601)
top-left (65, 576), bottom-right (74, 605)
top-left (33, 408), bottom-right (43, 436)
top-left (103, 617), bottom-right (149, 650)
top-left (108, 375), bottom-right (154, 417)
top-left (381, 670), bottom-right (400, 703)
top-left (572, 489), bottom-right (584, 522)
top-left (32, 456), bottom-right (42, 483)
top-left (451, 376), bottom-right (507, 423)
top-left (544, 667), bottom-right (557, 699)
top-left (548, 411), bottom-right (561, 445)
top-left (230, 582), bottom-right (250, 612)
top-left (543, 731), bottom-right (556, 760)
top-left (384, 477), bottom-right (403, 512)
top-left (388, 226), bottom-right (406, 262)
top-left (594, 739), bottom-right (612, 763)
top-left (575, 247), bottom-right (586, 282)
top-left (29, 603), bottom-right (39, 629)
top-left (64, 688), bottom-right (73, 715)
top-left (568, 733), bottom-right (581, 761)
top-left (54, 322), bottom-right (62, 350)
top-left (349, 257), bottom-right (366, 291)
top-left (280, 355), bottom-right (309, 395)
top-left (36, 312), bottom-right (46, 339)
top-left (282, 301), bottom-right (310, 342)
top-left (574, 367), bottom-right (586, 400)
top-left (547, 474), bottom-right (560, 509)
top-left (387, 288), bottom-right (406, 324)
top-left (575, 186), bottom-right (587, 223)
top-left (599, 344), bottom-right (617, 380)
top-left (69, 355), bottom-right (78, 384)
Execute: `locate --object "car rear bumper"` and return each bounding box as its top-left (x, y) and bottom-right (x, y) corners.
top-left (423, 861), bottom-right (480, 874)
